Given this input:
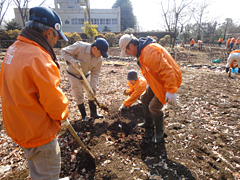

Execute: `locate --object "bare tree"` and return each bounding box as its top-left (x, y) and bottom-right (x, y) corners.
top-left (223, 18), bottom-right (232, 40)
top-left (84, 0), bottom-right (91, 23)
top-left (0, 0), bottom-right (12, 26)
top-left (161, 0), bottom-right (193, 48)
top-left (191, 0), bottom-right (212, 41)
top-left (13, 0), bottom-right (47, 27)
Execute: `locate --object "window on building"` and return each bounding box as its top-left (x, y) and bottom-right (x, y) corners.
top-left (96, 19), bottom-right (99, 24)
top-left (71, 18), bottom-right (78, 24)
top-left (106, 19), bottom-right (111, 25)
top-left (100, 19), bottom-right (105, 25)
top-left (78, 18), bottom-right (84, 24)
top-left (91, 19), bottom-right (93, 24)
top-left (65, 19), bottom-right (69, 24)
top-left (112, 19), bottom-right (117, 24)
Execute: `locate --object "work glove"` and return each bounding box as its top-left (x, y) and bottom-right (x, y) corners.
top-left (123, 90), bottom-right (129, 96)
top-left (68, 58), bottom-right (81, 68)
top-left (165, 92), bottom-right (177, 105)
top-left (118, 104), bottom-right (126, 111)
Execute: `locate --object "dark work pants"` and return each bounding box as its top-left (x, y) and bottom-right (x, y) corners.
top-left (140, 86), bottom-right (163, 116)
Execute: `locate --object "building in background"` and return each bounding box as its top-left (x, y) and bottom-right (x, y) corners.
top-left (14, 0), bottom-right (121, 32)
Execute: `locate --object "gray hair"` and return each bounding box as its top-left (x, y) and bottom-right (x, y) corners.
top-left (26, 20), bottom-right (59, 37)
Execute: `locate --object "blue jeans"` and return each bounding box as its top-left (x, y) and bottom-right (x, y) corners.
top-left (229, 43), bottom-right (234, 52)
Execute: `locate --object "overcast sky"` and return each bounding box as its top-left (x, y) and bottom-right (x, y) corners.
top-left (4, 0), bottom-right (240, 31)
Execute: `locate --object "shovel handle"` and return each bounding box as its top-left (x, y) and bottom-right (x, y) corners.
top-left (64, 119), bottom-right (87, 152)
top-left (72, 64), bottom-right (95, 95)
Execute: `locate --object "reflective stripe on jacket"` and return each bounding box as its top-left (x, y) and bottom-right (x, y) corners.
top-left (138, 43), bottom-right (182, 105)
top-left (123, 77), bottom-right (147, 107)
top-left (0, 36), bottom-right (69, 148)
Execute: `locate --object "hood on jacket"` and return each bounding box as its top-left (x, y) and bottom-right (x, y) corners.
top-left (137, 37), bottom-right (156, 58)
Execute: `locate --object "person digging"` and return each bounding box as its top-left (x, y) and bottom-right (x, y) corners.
top-left (119, 34), bottom-right (182, 143)
top-left (118, 70), bottom-right (147, 111)
top-left (61, 38), bottom-right (109, 120)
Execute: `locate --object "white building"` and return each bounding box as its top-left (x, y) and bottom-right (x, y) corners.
top-left (14, 0), bottom-right (121, 33)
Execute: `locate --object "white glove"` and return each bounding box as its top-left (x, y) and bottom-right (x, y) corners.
top-left (118, 104), bottom-right (126, 111)
top-left (69, 58), bottom-right (81, 68)
top-left (165, 92), bottom-right (177, 105)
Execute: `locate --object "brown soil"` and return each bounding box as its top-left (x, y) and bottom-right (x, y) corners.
top-left (1, 46), bottom-right (240, 180)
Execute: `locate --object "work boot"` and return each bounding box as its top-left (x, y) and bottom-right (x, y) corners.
top-left (89, 100), bottom-right (103, 119)
top-left (152, 114), bottom-right (164, 143)
top-left (78, 103), bottom-right (87, 121)
top-left (137, 104), bottom-right (154, 129)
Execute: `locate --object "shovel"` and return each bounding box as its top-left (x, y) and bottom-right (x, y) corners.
top-left (64, 119), bottom-right (96, 166)
top-left (73, 64), bottom-right (110, 113)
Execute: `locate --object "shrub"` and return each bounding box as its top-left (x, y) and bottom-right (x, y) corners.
top-left (104, 32), bottom-right (116, 47)
top-left (159, 35), bottom-right (170, 46)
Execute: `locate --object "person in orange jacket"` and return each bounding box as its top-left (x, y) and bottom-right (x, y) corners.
top-left (190, 38), bottom-right (195, 47)
top-left (236, 37), bottom-right (240, 49)
top-left (119, 34), bottom-right (182, 143)
top-left (198, 40), bottom-right (203, 51)
top-left (226, 37), bottom-right (232, 49)
top-left (225, 50), bottom-right (240, 73)
top-left (229, 35), bottom-right (236, 52)
top-left (119, 70), bottom-right (147, 110)
top-left (218, 37), bottom-right (224, 47)
top-left (0, 7), bottom-right (69, 179)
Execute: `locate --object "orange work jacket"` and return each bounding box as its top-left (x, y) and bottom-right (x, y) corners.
top-left (230, 38), bottom-right (235, 44)
top-left (236, 39), bottom-right (240, 44)
top-left (226, 38), bottom-right (231, 46)
top-left (190, 39), bottom-right (195, 44)
top-left (218, 38), bottom-right (224, 42)
top-left (0, 36), bottom-right (69, 148)
top-left (123, 77), bottom-right (147, 107)
top-left (138, 43), bottom-right (182, 105)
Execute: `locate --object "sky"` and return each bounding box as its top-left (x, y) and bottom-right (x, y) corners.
top-left (4, 0), bottom-right (240, 31)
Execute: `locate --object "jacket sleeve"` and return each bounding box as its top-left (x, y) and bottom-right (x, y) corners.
top-left (123, 81), bottom-right (146, 107)
top-left (90, 60), bottom-right (102, 93)
top-left (61, 42), bottom-right (81, 64)
top-left (126, 81), bottom-right (134, 95)
top-left (144, 48), bottom-right (179, 93)
top-left (34, 62), bottom-right (69, 120)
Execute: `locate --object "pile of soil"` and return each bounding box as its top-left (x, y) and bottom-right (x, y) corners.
top-left (1, 47), bottom-right (240, 180)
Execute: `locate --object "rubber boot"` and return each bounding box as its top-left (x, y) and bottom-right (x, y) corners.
top-left (137, 104), bottom-right (153, 129)
top-left (152, 114), bottom-right (164, 143)
top-left (78, 103), bottom-right (87, 120)
top-left (89, 100), bottom-right (103, 119)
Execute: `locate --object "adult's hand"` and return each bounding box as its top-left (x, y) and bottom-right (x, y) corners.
top-left (69, 59), bottom-right (81, 68)
top-left (118, 104), bottom-right (126, 111)
top-left (165, 92), bottom-right (177, 105)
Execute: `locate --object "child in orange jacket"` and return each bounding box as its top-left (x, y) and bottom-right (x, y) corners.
top-left (119, 70), bottom-right (147, 110)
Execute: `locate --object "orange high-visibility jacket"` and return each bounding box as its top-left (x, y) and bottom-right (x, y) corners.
top-left (230, 37), bottom-right (235, 44)
top-left (218, 38), bottom-right (224, 42)
top-left (198, 40), bottom-right (203, 45)
top-left (0, 36), bottom-right (69, 148)
top-left (226, 38), bottom-right (231, 46)
top-left (138, 43), bottom-right (182, 105)
top-left (190, 39), bottom-right (195, 44)
top-left (236, 39), bottom-right (240, 44)
top-left (123, 77), bottom-right (147, 107)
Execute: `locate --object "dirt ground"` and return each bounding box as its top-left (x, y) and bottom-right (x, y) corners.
top-left (0, 46), bottom-right (240, 180)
